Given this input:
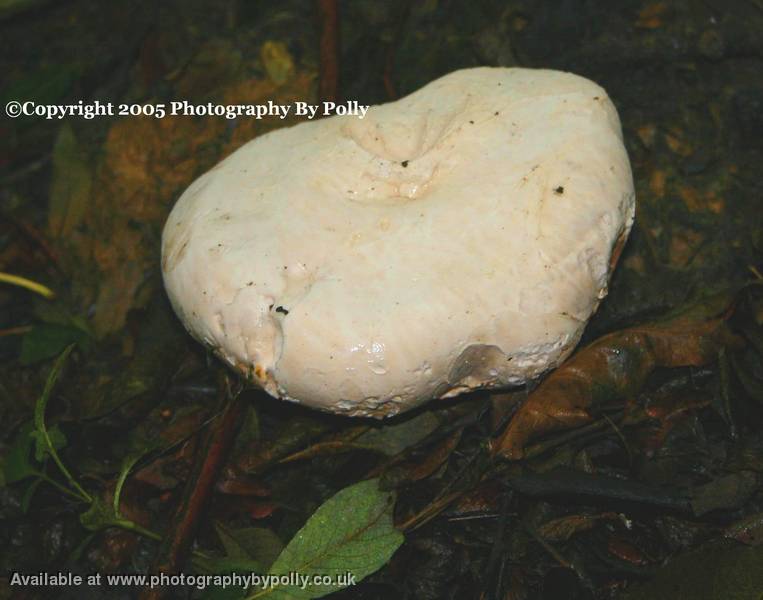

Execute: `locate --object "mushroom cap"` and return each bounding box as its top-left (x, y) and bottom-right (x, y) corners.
top-left (162, 67), bottom-right (635, 417)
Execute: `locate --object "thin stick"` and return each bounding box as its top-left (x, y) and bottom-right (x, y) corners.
top-left (139, 387), bottom-right (245, 600)
top-left (316, 0), bottom-right (339, 104)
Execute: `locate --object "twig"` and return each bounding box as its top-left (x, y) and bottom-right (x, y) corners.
top-left (0, 154), bottom-right (50, 186)
top-left (507, 468), bottom-right (691, 511)
top-left (525, 525), bottom-right (578, 573)
top-left (0, 325), bottom-right (32, 337)
top-left (7, 214), bottom-right (62, 269)
top-left (316, 0), bottom-right (339, 104)
top-left (398, 490), bottom-right (464, 532)
top-left (139, 383), bottom-right (245, 600)
top-left (482, 494), bottom-right (513, 599)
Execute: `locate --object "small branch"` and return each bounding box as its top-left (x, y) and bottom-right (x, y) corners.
top-left (507, 468), bottom-right (691, 511)
top-left (316, 0), bottom-right (339, 104)
top-left (139, 385), bottom-right (245, 600)
top-left (527, 526), bottom-right (576, 571)
top-left (7, 214), bottom-right (62, 269)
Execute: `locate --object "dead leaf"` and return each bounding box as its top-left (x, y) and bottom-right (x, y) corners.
top-left (493, 293), bottom-right (739, 459)
top-left (664, 127), bottom-right (693, 157)
top-left (445, 480), bottom-right (502, 517)
top-left (668, 227), bottom-right (704, 268)
top-left (215, 468), bottom-right (271, 497)
top-left (538, 512), bottom-right (621, 543)
top-left (640, 390), bottom-right (712, 453)
top-left (649, 169), bottom-right (666, 198)
top-left (54, 49), bottom-right (315, 337)
top-left (381, 430), bottom-right (462, 486)
top-left (635, 3), bottom-right (668, 29)
top-left (607, 537), bottom-right (649, 565)
top-left (637, 123), bottom-right (657, 149)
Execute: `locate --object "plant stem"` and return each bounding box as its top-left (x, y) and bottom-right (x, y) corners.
top-left (0, 272), bottom-right (55, 299)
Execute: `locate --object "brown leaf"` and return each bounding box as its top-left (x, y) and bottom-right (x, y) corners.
top-left (215, 467), bottom-right (271, 497)
top-left (54, 57), bottom-right (315, 337)
top-left (640, 390), bottom-right (711, 453)
top-left (249, 501), bottom-right (278, 520)
top-left (607, 537), bottom-right (649, 565)
top-left (635, 3), bottom-right (668, 29)
top-left (445, 480), bottom-right (502, 517)
top-left (382, 430), bottom-right (462, 486)
top-left (538, 512), bottom-right (621, 543)
top-left (493, 293), bottom-right (739, 459)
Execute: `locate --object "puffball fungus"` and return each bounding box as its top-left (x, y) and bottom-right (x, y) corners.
top-left (161, 67), bottom-right (635, 417)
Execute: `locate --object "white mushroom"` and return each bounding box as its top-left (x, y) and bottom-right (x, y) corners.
top-left (161, 67), bottom-right (635, 417)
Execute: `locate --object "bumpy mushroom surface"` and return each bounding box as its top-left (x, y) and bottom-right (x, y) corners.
top-left (162, 67), bottom-right (635, 417)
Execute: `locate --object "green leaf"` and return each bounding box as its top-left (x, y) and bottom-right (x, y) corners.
top-left (198, 574), bottom-right (249, 600)
top-left (48, 123), bottom-right (92, 239)
top-left (215, 522), bottom-right (283, 570)
top-left (257, 478), bottom-right (403, 599)
top-left (33, 345), bottom-right (91, 502)
top-left (1, 421), bottom-right (38, 484)
top-left (194, 556), bottom-right (265, 576)
top-left (355, 411), bottom-right (441, 456)
top-left (80, 495), bottom-right (118, 532)
top-left (21, 478), bottom-right (43, 513)
top-left (20, 322), bottom-right (89, 365)
top-left (193, 555), bottom-right (262, 600)
top-left (216, 521), bottom-right (258, 561)
top-left (112, 429), bottom-right (166, 517)
top-left (34, 345), bottom-right (72, 440)
top-left (31, 424), bottom-right (67, 461)
top-left (1, 63), bottom-right (80, 109)
top-left (237, 528), bottom-right (284, 571)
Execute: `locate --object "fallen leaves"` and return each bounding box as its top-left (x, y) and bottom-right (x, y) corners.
top-left (538, 512), bottom-right (623, 543)
top-left (493, 292), bottom-right (740, 459)
top-left (635, 3), bottom-right (669, 29)
top-left (46, 43), bottom-right (317, 338)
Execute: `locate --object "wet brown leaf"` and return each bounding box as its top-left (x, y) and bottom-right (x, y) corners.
top-left (381, 430), bottom-right (462, 486)
top-left (493, 293), bottom-right (739, 459)
top-left (538, 512), bottom-right (621, 543)
top-left (635, 3), bottom-right (668, 29)
top-left (444, 480), bottom-right (502, 517)
top-left (607, 536), bottom-right (650, 565)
